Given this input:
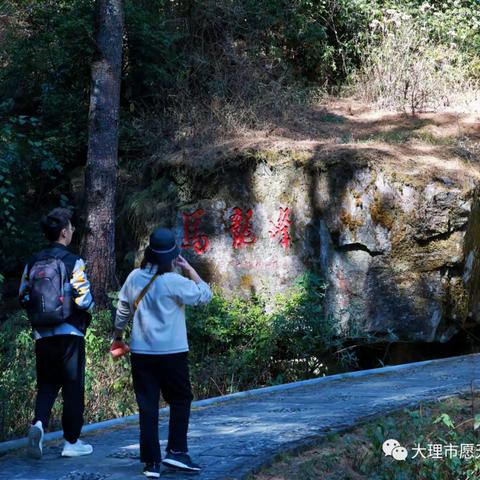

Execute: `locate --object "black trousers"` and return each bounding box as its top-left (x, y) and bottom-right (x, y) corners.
top-left (33, 335), bottom-right (85, 443)
top-left (131, 352), bottom-right (193, 464)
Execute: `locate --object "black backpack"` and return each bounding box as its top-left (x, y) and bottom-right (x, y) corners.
top-left (26, 250), bottom-right (74, 327)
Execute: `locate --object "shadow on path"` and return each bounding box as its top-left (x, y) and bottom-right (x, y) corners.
top-left (0, 354), bottom-right (479, 480)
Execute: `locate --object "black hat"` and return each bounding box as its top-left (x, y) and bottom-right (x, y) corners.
top-left (145, 228), bottom-right (180, 265)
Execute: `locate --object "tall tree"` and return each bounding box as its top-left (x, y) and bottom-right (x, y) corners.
top-left (82, 0), bottom-right (123, 307)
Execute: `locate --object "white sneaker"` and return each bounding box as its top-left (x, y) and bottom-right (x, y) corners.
top-left (61, 439), bottom-right (93, 457)
top-left (27, 420), bottom-right (44, 459)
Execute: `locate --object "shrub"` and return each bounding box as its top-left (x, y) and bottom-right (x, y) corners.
top-left (0, 272), bottom-right (353, 441)
top-left (187, 272), bottom-right (350, 397)
top-left (361, 407), bottom-right (480, 479)
top-left (0, 310), bottom-right (136, 442)
top-left (0, 311), bottom-right (36, 441)
top-left (351, 5), bottom-right (480, 113)
top-left (83, 311), bottom-right (136, 424)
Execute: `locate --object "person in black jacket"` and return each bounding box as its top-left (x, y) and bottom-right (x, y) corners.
top-left (19, 208), bottom-right (95, 459)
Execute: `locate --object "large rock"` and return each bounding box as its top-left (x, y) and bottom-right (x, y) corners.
top-left (127, 143), bottom-right (480, 343)
top-left (313, 146), bottom-right (477, 342)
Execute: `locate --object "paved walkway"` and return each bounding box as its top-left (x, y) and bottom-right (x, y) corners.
top-left (1, 354), bottom-right (479, 480)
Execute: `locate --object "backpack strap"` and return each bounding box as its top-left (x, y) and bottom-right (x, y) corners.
top-left (28, 248), bottom-right (71, 274)
top-left (47, 248), bottom-right (70, 263)
top-left (134, 272), bottom-right (160, 311)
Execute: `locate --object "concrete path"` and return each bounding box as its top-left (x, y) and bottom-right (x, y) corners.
top-left (1, 354), bottom-right (479, 480)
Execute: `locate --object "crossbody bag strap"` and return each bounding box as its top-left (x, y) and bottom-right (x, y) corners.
top-left (134, 272), bottom-right (160, 311)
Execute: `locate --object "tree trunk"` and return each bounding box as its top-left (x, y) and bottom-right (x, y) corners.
top-left (82, 0), bottom-right (123, 308)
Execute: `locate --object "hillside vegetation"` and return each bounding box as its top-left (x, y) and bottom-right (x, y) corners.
top-left (1, 0), bottom-right (479, 283)
top-left (1, 0), bottom-right (480, 442)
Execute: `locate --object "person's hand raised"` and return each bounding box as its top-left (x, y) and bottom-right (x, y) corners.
top-left (175, 255), bottom-right (191, 270)
top-left (175, 255), bottom-right (202, 283)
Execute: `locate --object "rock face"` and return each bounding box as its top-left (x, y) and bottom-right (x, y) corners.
top-left (315, 147), bottom-right (475, 342)
top-left (127, 143), bottom-right (480, 343)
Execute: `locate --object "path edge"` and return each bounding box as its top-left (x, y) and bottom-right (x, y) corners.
top-left (1, 352), bottom-right (478, 454)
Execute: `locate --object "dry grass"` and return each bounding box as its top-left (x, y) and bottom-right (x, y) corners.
top-left (147, 98), bottom-right (480, 177)
top-left (123, 96), bottom-right (480, 243)
top-left (350, 16), bottom-right (480, 115)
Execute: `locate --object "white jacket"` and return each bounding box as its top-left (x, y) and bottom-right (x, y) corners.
top-left (115, 265), bottom-right (212, 354)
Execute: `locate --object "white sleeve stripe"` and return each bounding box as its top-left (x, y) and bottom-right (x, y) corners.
top-left (71, 259), bottom-right (94, 310)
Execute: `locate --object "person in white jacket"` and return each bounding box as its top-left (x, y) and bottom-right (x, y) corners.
top-left (112, 227), bottom-right (212, 478)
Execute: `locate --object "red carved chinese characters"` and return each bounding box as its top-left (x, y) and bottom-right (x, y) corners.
top-left (180, 205), bottom-right (292, 253)
top-left (229, 207), bottom-right (256, 249)
top-left (269, 207), bottom-right (291, 250)
top-left (181, 209), bottom-right (209, 254)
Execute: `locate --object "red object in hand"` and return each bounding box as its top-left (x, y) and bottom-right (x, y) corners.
top-left (110, 340), bottom-right (130, 360)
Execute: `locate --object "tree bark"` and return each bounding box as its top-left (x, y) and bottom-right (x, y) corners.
top-left (82, 0), bottom-right (123, 307)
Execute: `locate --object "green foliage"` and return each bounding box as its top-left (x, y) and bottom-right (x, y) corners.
top-left (83, 310), bottom-right (136, 423)
top-left (0, 1), bottom-right (94, 274)
top-left (253, 396), bottom-right (480, 479)
top-left (122, 0), bottom-right (370, 95)
top-left (123, 1), bottom-right (187, 99)
top-left (357, 403), bottom-right (480, 480)
top-left (187, 272), bottom-right (350, 397)
top-left (187, 289), bottom-right (274, 395)
top-left (0, 103), bottom-right (62, 271)
top-left (257, 0), bottom-right (369, 83)
top-left (0, 311), bottom-right (36, 441)
top-left (2, 0), bottom-right (479, 279)
top-left (0, 0), bottom-right (94, 162)
top-left (351, 1), bottom-right (480, 111)
top-left (366, 0), bottom-right (480, 70)
top-left (0, 310), bottom-right (136, 442)
top-left (0, 272), bottom-right (351, 441)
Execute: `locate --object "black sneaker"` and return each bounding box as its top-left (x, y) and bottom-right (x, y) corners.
top-left (143, 462), bottom-right (160, 478)
top-left (162, 452), bottom-right (201, 472)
